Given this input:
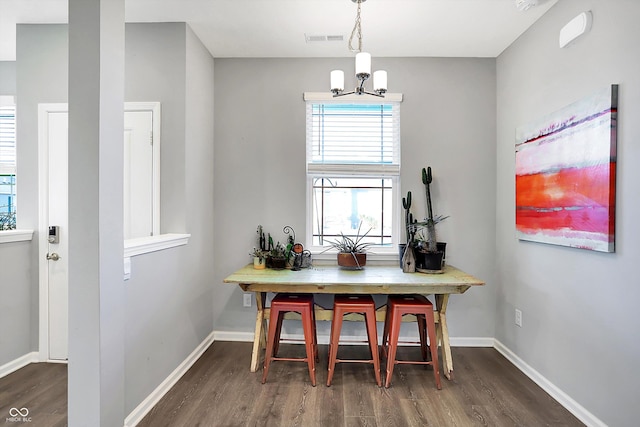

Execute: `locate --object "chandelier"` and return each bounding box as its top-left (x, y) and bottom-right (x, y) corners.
top-left (331, 0), bottom-right (387, 97)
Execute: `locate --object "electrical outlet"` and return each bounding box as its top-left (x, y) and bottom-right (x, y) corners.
top-left (515, 308), bottom-right (522, 327)
top-left (243, 293), bottom-right (252, 308)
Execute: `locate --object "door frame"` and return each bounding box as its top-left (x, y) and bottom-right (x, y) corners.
top-left (37, 102), bottom-right (161, 362)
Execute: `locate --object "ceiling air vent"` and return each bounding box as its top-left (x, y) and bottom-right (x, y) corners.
top-left (305, 34), bottom-right (344, 43)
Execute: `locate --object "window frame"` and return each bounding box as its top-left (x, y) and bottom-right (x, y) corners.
top-left (303, 92), bottom-right (403, 259)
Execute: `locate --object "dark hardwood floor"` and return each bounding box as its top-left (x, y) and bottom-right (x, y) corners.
top-left (0, 362), bottom-right (67, 427)
top-left (0, 342), bottom-right (584, 426)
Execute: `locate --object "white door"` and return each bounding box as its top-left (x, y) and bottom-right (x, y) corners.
top-left (39, 104), bottom-right (158, 361)
top-left (44, 109), bottom-right (69, 360)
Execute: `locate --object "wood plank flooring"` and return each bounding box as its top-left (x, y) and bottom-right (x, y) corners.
top-left (0, 362), bottom-right (67, 427)
top-left (0, 342), bottom-right (585, 426)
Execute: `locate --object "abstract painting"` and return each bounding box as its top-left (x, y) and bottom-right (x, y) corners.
top-left (515, 85), bottom-right (617, 252)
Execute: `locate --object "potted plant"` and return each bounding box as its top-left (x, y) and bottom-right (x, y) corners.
top-left (266, 241), bottom-right (288, 269)
top-left (412, 167), bottom-right (448, 272)
top-left (324, 223), bottom-right (372, 270)
top-left (250, 247), bottom-right (267, 269)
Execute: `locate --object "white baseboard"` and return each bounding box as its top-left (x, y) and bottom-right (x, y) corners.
top-left (0, 352), bottom-right (39, 379)
top-left (124, 331), bottom-right (215, 427)
top-left (449, 337), bottom-right (494, 347)
top-left (212, 330), bottom-right (494, 348)
top-left (212, 330), bottom-right (254, 342)
top-left (494, 339), bottom-right (606, 427)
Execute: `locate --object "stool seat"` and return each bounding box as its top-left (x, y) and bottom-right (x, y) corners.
top-left (381, 294), bottom-right (441, 389)
top-left (327, 295), bottom-right (381, 387)
top-left (262, 293), bottom-right (318, 386)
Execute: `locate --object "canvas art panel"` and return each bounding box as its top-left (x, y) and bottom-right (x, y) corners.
top-left (515, 85), bottom-right (617, 252)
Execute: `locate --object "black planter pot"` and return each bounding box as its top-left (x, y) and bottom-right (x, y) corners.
top-left (420, 251), bottom-right (444, 271)
top-left (266, 256), bottom-right (287, 269)
top-left (436, 242), bottom-right (447, 266)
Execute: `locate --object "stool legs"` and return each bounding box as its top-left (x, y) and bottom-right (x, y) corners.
top-left (382, 295), bottom-right (441, 390)
top-left (301, 304), bottom-right (317, 386)
top-left (384, 306), bottom-right (402, 388)
top-left (327, 295), bottom-right (381, 387)
top-left (326, 308), bottom-right (343, 386)
top-left (261, 301), bottom-right (282, 385)
top-left (262, 294), bottom-right (317, 387)
top-left (364, 306), bottom-right (382, 387)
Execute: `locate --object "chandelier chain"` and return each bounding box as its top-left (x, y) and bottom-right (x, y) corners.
top-left (348, 0), bottom-right (363, 53)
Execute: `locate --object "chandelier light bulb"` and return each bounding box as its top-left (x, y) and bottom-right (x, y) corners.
top-left (373, 70), bottom-right (387, 93)
top-left (331, 70), bottom-right (345, 92)
top-left (355, 52), bottom-right (371, 77)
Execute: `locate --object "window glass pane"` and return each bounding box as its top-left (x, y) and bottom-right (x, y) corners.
top-left (0, 104), bottom-right (16, 230)
top-left (311, 177), bottom-right (392, 247)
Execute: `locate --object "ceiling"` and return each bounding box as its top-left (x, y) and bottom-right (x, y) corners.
top-left (0, 0), bottom-right (558, 62)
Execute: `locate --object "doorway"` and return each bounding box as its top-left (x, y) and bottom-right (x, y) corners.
top-left (37, 102), bottom-right (159, 361)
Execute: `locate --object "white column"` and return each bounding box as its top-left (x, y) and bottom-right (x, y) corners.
top-left (67, 0), bottom-right (125, 425)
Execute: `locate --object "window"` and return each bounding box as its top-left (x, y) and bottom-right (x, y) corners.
top-left (305, 94), bottom-right (402, 254)
top-left (0, 100), bottom-right (16, 230)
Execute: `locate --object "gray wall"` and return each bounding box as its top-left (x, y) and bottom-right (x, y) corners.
top-left (0, 61), bottom-right (16, 94)
top-left (14, 22), bottom-right (215, 417)
top-left (496, 1), bottom-right (640, 426)
top-left (2, 24), bottom-right (69, 369)
top-left (123, 23), bottom-right (215, 414)
top-left (213, 57), bottom-right (497, 339)
top-left (125, 23), bottom-right (187, 234)
top-left (0, 61), bottom-right (32, 368)
top-left (0, 241), bottom-right (32, 366)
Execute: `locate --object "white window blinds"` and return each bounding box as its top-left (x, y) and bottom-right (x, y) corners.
top-left (0, 104), bottom-right (16, 175)
top-left (306, 101), bottom-right (400, 176)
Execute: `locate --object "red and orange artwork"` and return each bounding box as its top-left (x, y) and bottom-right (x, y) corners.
top-left (515, 85), bottom-right (617, 252)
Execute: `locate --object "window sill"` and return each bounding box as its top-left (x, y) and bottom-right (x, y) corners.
top-left (0, 229), bottom-right (34, 244)
top-left (124, 233), bottom-right (190, 257)
top-left (311, 250), bottom-right (399, 264)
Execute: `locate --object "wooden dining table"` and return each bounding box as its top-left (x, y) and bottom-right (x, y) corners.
top-left (223, 263), bottom-right (484, 380)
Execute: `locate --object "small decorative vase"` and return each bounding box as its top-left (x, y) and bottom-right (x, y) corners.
top-left (253, 256), bottom-right (266, 270)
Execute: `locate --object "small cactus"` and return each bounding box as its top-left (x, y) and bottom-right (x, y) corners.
top-left (422, 166), bottom-right (440, 252)
top-left (422, 167), bottom-right (434, 223)
top-left (257, 225), bottom-right (266, 251)
top-left (402, 191), bottom-right (412, 243)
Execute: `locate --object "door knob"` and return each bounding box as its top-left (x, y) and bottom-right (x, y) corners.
top-left (46, 252), bottom-right (60, 261)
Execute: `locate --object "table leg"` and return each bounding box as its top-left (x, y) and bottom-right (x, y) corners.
top-left (435, 294), bottom-right (454, 380)
top-left (250, 291), bottom-right (267, 373)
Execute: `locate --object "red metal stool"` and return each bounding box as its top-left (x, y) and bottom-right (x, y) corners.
top-left (262, 293), bottom-right (318, 386)
top-left (381, 294), bottom-right (441, 389)
top-left (327, 295), bottom-right (382, 387)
